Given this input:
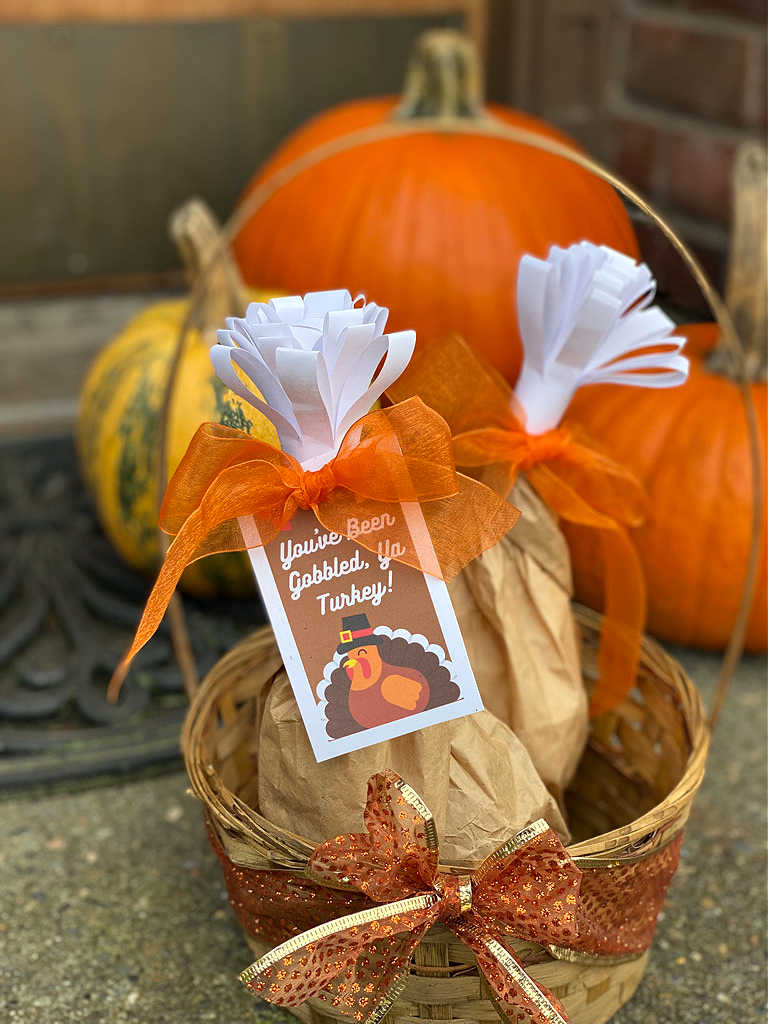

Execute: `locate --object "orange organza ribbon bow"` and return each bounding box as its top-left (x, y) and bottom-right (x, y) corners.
top-left (238, 770), bottom-right (643, 1024)
top-left (109, 397), bottom-right (518, 696)
top-left (388, 338), bottom-right (647, 718)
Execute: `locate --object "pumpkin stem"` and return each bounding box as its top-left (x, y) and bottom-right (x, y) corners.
top-left (394, 29), bottom-right (487, 121)
top-left (169, 197), bottom-right (248, 335)
top-left (710, 141), bottom-right (767, 380)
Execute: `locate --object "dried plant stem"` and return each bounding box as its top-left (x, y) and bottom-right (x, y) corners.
top-left (167, 595), bottom-right (199, 701)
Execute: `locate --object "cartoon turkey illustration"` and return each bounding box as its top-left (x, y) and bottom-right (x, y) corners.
top-left (324, 614), bottom-right (461, 738)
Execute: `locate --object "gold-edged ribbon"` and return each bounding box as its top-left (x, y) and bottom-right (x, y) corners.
top-left (239, 770), bottom-right (602, 1024)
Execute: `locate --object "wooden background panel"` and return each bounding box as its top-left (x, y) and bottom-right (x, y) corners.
top-left (489, 0), bottom-right (616, 160)
top-left (0, 0), bottom-right (480, 21)
top-left (0, 14), bottom-right (460, 286)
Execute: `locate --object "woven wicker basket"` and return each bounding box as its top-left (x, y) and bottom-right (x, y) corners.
top-left (182, 607), bottom-right (709, 1024)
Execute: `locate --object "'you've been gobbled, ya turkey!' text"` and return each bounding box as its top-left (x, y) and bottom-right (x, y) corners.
top-left (279, 513), bottom-right (407, 615)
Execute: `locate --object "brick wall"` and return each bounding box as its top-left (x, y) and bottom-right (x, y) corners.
top-left (489, 0), bottom-right (767, 312)
top-left (610, 0), bottom-right (766, 310)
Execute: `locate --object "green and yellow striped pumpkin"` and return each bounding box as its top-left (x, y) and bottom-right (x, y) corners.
top-left (77, 199), bottom-right (278, 597)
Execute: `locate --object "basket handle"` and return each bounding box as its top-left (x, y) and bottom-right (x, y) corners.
top-left (160, 118), bottom-right (763, 732)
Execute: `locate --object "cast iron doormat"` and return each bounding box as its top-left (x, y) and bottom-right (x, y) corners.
top-left (0, 436), bottom-right (266, 789)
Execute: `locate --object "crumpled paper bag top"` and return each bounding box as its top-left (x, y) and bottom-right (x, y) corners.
top-left (258, 671), bottom-right (568, 866)
top-left (454, 475), bottom-right (588, 799)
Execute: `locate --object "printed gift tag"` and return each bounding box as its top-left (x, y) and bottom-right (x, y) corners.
top-left (246, 506), bottom-right (481, 761)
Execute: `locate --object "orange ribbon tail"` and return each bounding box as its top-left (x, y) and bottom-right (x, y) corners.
top-left (526, 464), bottom-right (646, 716)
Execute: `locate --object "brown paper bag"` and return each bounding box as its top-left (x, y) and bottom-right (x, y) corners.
top-left (258, 671), bottom-right (568, 866)
top-left (454, 475), bottom-right (588, 800)
top-left (257, 473), bottom-right (586, 861)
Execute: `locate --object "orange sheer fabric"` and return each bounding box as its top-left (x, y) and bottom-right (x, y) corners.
top-left (388, 338), bottom-right (647, 717)
top-left (108, 397), bottom-right (519, 699)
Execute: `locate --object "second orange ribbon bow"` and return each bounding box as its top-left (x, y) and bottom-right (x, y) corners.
top-left (388, 337), bottom-right (648, 717)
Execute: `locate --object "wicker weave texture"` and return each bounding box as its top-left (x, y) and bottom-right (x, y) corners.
top-left (182, 607), bottom-right (709, 1023)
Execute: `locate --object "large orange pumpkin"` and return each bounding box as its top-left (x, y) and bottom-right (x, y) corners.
top-left (233, 29), bottom-right (639, 384)
top-left (564, 143), bottom-right (767, 651)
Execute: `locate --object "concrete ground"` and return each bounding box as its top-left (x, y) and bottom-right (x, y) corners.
top-left (1, 647), bottom-right (765, 1024)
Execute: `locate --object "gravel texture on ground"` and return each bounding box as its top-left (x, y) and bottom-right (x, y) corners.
top-left (1, 648), bottom-right (765, 1024)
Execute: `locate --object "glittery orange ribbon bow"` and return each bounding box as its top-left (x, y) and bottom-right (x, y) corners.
top-left (108, 397), bottom-right (518, 698)
top-left (240, 770), bottom-right (598, 1024)
top-left (387, 338), bottom-right (647, 718)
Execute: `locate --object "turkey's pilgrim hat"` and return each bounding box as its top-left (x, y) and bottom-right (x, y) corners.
top-left (336, 614), bottom-right (384, 656)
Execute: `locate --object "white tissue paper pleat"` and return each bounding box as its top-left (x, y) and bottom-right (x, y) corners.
top-left (210, 290), bottom-right (415, 465)
top-left (514, 242), bottom-right (689, 434)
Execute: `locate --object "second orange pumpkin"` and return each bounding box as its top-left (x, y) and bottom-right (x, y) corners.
top-left (563, 141), bottom-right (767, 652)
top-left (563, 353), bottom-right (766, 651)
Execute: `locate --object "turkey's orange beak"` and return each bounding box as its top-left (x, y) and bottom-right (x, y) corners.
top-left (343, 657), bottom-right (358, 682)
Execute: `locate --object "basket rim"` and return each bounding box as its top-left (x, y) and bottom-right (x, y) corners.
top-left (181, 605), bottom-right (710, 872)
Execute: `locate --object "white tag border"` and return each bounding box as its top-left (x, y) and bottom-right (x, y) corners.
top-left (242, 513), bottom-right (483, 763)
